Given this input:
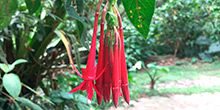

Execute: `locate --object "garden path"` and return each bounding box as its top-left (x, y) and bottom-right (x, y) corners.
top-left (110, 75), bottom-right (220, 110)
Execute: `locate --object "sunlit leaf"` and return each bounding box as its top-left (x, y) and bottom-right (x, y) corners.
top-left (12, 59), bottom-right (28, 66)
top-left (122, 0), bottom-right (155, 38)
top-left (3, 73), bottom-right (21, 98)
top-left (55, 30), bottom-right (74, 66)
top-left (0, 64), bottom-right (9, 73)
top-left (0, 59), bottom-right (27, 73)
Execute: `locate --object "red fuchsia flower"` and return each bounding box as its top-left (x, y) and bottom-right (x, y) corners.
top-left (103, 31), bottom-right (112, 103)
top-left (95, 2), bottom-right (108, 105)
top-left (112, 26), bottom-right (120, 107)
top-left (69, 1), bottom-right (108, 101)
top-left (115, 6), bottom-right (130, 104)
top-left (69, 12), bottom-right (100, 101)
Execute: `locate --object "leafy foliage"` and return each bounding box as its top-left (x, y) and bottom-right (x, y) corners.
top-left (148, 0), bottom-right (220, 58)
top-left (122, 0), bottom-right (155, 38)
top-left (25, 0), bottom-right (41, 14)
top-left (0, 0), bottom-right (18, 30)
top-left (3, 73), bottom-right (22, 98)
top-left (0, 0), bottom-right (156, 109)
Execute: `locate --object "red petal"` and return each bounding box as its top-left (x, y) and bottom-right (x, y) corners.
top-left (87, 81), bottom-right (94, 100)
top-left (95, 22), bottom-right (105, 105)
top-left (86, 12), bottom-right (99, 77)
top-left (93, 82), bottom-right (102, 97)
top-left (69, 81), bottom-right (86, 93)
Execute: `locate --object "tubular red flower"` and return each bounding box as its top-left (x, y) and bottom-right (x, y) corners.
top-left (95, 22), bottom-right (105, 105)
top-left (95, 2), bottom-right (109, 105)
top-left (119, 23), bottom-right (130, 105)
top-left (115, 7), bottom-right (130, 104)
top-left (112, 27), bottom-right (120, 107)
top-left (69, 9), bottom-right (108, 101)
top-left (103, 32), bottom-right (112, 103)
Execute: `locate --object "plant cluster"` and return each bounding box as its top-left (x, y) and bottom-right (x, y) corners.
top-left (65, 0), bottom-right (130, 107)
top-left (149, 0), bottom-right (220, 59)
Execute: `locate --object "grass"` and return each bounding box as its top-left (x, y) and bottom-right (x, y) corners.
top-left (159, 85), bottom-right (220, 95)
top-left (129, 61), bottom-right (220, 100)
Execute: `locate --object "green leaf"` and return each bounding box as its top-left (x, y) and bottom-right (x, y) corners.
top-left (60, 92), bottom-right (74, 99)
top-left (208, 42), bottom-right (220, 53)
top-left (0, 64), bottom-right (9, 73)
top-left (25, 0), bottom-right (41, 14)
top-left (147, 62), bottom-right (157, 68)
top-left (11, 59), bottom-right (28, 66)
top-left (0, 59), bottom-right (27, 73)
top-left (77, 102), bottom-right (89, 110)
top-left (155, 66), bottom-right (169, 72)
top-left (64, 0), bottom-right (89, 49)
top-left (76, 0), bottom-right (83, 13)
top-left (7, 59), bottom-right (28, 73)
top-left (51, 97), bottom-right (63, 103)
top-left (14, 101), bottom-right (22, 110)
top-left (0, 0), bottom-right (18, 30)
top-left (22, 83), bottom-right (55, 105)
top-left (16, 97), bottom-right (43, 110)
top-left (3, 73), bottom-right (21, 98)
top-left (122, 0), bottom-right (155, 38)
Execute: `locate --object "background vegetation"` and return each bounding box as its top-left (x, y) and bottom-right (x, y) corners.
top-left (0, 0), bottom-right (219, 109)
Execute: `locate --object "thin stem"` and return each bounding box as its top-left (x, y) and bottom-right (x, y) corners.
top-left (101, 1), bottom-right (109, 23)
top-left (0, 91), bottom-right (15, 102)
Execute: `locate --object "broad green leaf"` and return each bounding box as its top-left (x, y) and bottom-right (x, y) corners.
top-left (3, 73), bottom-right (21, 98)
top-left (22, 83), bottom-right (55, 105)
top-left (122, 0), bottom-right (155, 38)
top-left (0, 0), bottom-right (18, 30)
top-left (25, 0), bottom-right (41, 14)
top-left (16, 97), bottom-right (43, 110)
top-left (76, 94), bottom-right (87, 104)
top-left (77, 102), bottom-right (89, 110)
top-left (51, 97), bottom-right (63, 103)
top-left (209, 42), bottom-right (220, 53)
top-left (60, 92), bottom-right (74, 99)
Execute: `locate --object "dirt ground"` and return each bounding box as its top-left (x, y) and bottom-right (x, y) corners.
top-left (108, 55), bottom-right (220, 110)
top-left (109, 76), bottom-right (220, 110)
top-left (113, 92), bottom-right (220, 110)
